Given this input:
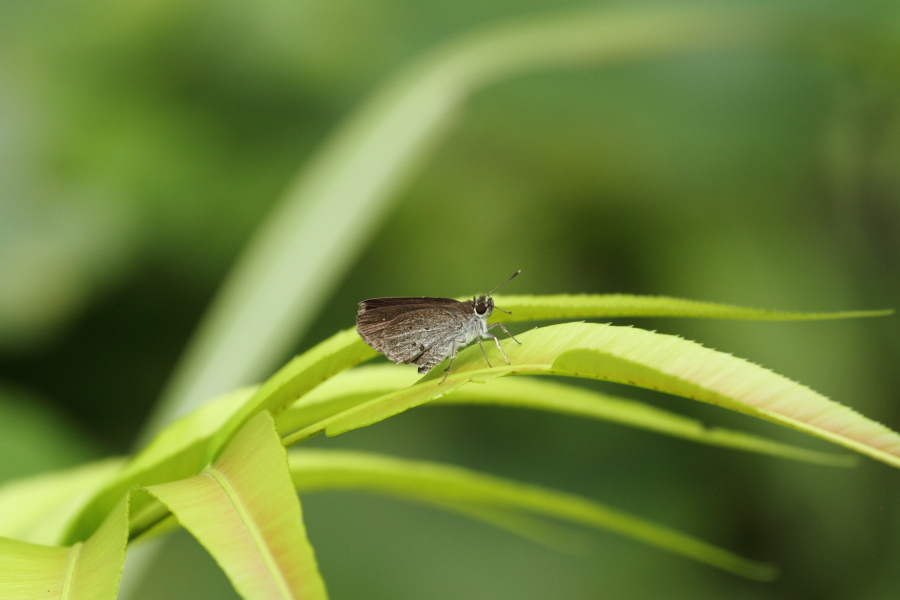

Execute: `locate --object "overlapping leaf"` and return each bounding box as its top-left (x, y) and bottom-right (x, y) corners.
top-left (202, 294), bottom-right (889, 467)
top-left (61, 296), bottom-right (893, 542)
top-left (144, 3), bottom-right (862, 438)
top-left (282, 323), bottom-right (900, 469)
top-left (290, 449), bottom-right (777, 581)
top-left (0, 458), bottom-right (124, 546)
top-left (63, 388), bottom-right (256, 545)
top-left (1, 412), bottom-right (328, 600)
top-left (0, 293), bottom-right (888, 599)
top-left (0, 494), bottom-right (128, 600)
top-left (490, 294), bottom-right (890, 322)
top-left (145, 411), bottom-right (328, 600)
top-left (279, 365), bottom-right (854, 466)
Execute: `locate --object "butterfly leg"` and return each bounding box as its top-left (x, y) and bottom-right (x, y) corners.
top-left (483, 333), bottom-right (511, 365)
top-left (489, 322), bottom-right (521, 344)
top-left (477, 338), bottom-right (493, 369)
top-left (440, 342), bottom-right (459, 384)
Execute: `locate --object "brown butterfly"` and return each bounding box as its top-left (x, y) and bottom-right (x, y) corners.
top-left (356, 271), bottom-right (521, 382)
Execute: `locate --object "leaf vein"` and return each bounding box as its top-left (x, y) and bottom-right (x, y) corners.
top-left (202, 469), bottom-right (294, 600)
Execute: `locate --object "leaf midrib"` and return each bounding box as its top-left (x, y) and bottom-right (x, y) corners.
top-left (59, 541), bottom-right (82, 600)
top-left (203, 468), bottom-right (294, 600)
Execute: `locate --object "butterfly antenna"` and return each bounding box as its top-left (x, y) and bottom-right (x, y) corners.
top-left (487, 270), bottom-right (521, 296)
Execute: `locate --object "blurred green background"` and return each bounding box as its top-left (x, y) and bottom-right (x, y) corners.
top-left (1, 1), bottom-right (899, 598)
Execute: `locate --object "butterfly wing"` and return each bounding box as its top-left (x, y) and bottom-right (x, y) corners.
top-left (357, 298), bottom-right (466, 365)
top-left (411, 333), bottom-right (460, 374)
top-left (358, 297), bottom-right (459, 311)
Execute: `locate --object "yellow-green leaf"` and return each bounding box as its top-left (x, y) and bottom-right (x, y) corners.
top-left (0, 458), bottom-right (124, 546)
top-left (435, 376), bottom-right (856, 467)
top-left (290, 449), bottom-right (776, 581)
top-left (489, 294), bottom-right (891, 323)
top-left (62, 388), bottom-right (255, 546)
top-left (279, 365), bottom-right (853, 466)
top-left (275, 366), bottom-right (418, 435)
top-left (146, 4), bottom-right (891, 439)
top-left (205, 329), bottom-right (375, 465)
top-left (211, 294), bottom-right (887, 460)
top-left (290, 323), bottom-right (900, 468)
top-left (144, 411), bottom-right (327, 600)
top-left (0, 494), bottom-right (129, 600)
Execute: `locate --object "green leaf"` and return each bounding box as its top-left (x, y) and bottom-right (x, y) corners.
top-left (275, 365), bottom-right (418, 434)
top-left (64, 296), bottom-right (890, 543)
top-left (144, 411), bottom-right (328, 600)
top-left (435, 377), bottom-right (857, 467)
top-left (0, 458), bottom-right (124, 546)
top-left (0, 493), bottom-right (129, 600)
top-left (288, 323), bottom-right (900, 468)
top-left (289, 449), bottom-right (777, 581)
top-left (62, 388), bottom-right (256, 546)
top-left (489, 294), bottom-right (892, 323)
top-left (194, 295), bottom-right (889, 460)
top-left (279, 365), bottom-right (853, 466)
top-left (204, 329), bottom-right (376, 465)
top-left (239, 294), bottom-right (890, 441)
top-left (417, 500), bottom-right (598, 557)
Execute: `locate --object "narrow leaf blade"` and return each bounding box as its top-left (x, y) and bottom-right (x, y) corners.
top-left (290, 450), bottom-right (777, 581)
top-left (305, 323), bottom-right (900, 468)
top-left (489, 294), bottom-right (891, 323)
top-left (434, 377), bottom-right (856, 467)
top-left (0, 458), bottom-right (125, 546)
top-left (279, 365), bottom-right (853, 466)
top-left (0, 494), bottom-right (129, 600)
top-left (144, 411), bottom-right (327, 600)
top-left (144, 4), bottom-right (835, 438)
top-left (62, 388), bottom-right (255, 546)
top-left (206, 329), bottom-right (375, 464)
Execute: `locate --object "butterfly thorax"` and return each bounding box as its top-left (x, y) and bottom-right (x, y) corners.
top-left (457, 295), bottom-right (493, 346)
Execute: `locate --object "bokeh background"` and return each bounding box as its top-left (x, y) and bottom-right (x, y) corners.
top-left (1, 1), bottom-right (899, 599)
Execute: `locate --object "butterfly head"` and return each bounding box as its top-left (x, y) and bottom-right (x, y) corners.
top-left (474, 295), bottom-right (494, 318)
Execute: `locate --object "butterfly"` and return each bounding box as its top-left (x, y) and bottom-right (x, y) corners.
top-left (356, 271), bottom-right (521, 382)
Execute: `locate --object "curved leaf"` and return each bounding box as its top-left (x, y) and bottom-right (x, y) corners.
top-left (63, 296), bottom-right (888, 543)
top-left (207, 295), bottom-right (889, 461)
top-left (286, 323), bottom-right (900, 468)
top-left (276, 365), bottom-right (417, 435)
top-left (62, 388), bottom-right (256, 546)
top-left (144, 411), bottom-right (328, 600)
top-left (489, 294), bottom-right (891, 323)
top-left (52, 298), bottom-right (890, 545)
top-left (151, 3), bottom-right (751, 437)
top-left (289, 449), bottom-right (776, 581)
top-left (0, 458), bottom-right (124, 546)
top-left (435, 377), bottom-right (856, 466)
top-left (0, 494), bottom-right (129, 600)
top-left (204, 329), bottom-right (376, 465)
top-left (279, 365), bottom-right (854, 466)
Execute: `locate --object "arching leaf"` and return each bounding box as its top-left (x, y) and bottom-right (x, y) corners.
top-left (490, 294), bottom-right (890, 322)
top-left (60, 296), bottom-right (893, 543)
top-left (280, 365), bottom-right (854, 466)
top-left (144, 412), bottom-right (328, 600)
top-left (286, 323), bottom-right (900, 468)
top-left (290, 449), bottom-right (776, 581)
top-left (62, 388), bottom-right (255, 546)
top-left (0, 494), bottom-right (128, 600)
top-left (0, 458), bottom-right (124, 546)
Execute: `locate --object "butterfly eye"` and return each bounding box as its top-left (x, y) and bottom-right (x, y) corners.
top-left (475, 303), bottom-right (488, 315)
